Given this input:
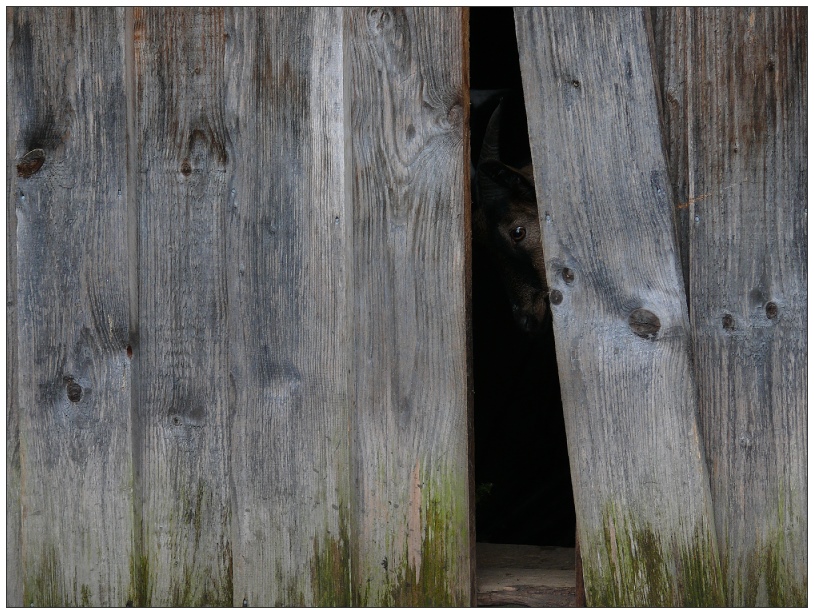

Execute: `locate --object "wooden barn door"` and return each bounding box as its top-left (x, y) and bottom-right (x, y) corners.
top-left (516, 7), bottom-right (806, 606)
top-left (7, 7), bottom-right (472, 606)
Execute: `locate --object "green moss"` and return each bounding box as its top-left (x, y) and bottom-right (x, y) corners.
top-left (719, 491), bottom-right (807, 607)
top-left (130, 478), bottom-right (233, 607)
top-left (80, 584), bottom-right (91, 606)
top-left (765, 542), bottom-right (805, 606)
top-left (24, 544), bottom-right (62, 607)
top-left (764, 490), bottom-right (807, 607)
top-left (583, 503), bottom-right (724, 607)
top-left (129, 551), bottom-right (150, 607)
top-left (386, 498), bottom-right (467, 607)
top-left (351, 466), bottom-right (469, 607)
top-left (310, 505), bottom-right (352, 606)
top-left (677, 526), bottom-right (726, 606)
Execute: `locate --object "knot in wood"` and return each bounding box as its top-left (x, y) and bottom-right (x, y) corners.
top-left (765, 302), bottom-right (778, 320)
top-left (367, 7), bottom-right (393, 32)
top-left (17, 149), bottom-right (45, 178)
top-left (66, 379), bottom-right (83, 403)
top-left (628, 308), bottom-right (660, 340)
top-left (562, 268), bottom-right (575, 284)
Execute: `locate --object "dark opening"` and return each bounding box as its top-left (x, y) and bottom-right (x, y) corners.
top-left (470, 7), bottom-right (575, 549)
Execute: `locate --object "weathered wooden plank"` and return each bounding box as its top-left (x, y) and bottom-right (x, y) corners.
top-left (224, 8), bottom-right (351, 606)
top-left (515, 7), bottom-right (724, 606)
top-left (6, 9), bottom-right (23, 606)
top-left (133, 8), bottom-right (232, 605)
top-left (684, 8), bottom-right (807, 606)
top-left (7, 7), bottom-right (134, 606)
top-left (346, 7), bottom-right (472, 606)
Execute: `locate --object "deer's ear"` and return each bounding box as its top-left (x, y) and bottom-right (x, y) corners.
top-left (477, 160), bottom-right (536, 203)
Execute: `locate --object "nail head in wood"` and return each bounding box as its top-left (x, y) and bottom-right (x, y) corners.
top-left (549, 289), bottom-right (563, 305)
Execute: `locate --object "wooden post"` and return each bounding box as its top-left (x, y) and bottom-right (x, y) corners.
top-left (515, 7), bottom-right (724, 606)
top-left (345, 7), bottom-right (473, 606)
top-left (7, 7), bottom-right (134, 606)
top-left (683, 8), bottom-right (807, 606)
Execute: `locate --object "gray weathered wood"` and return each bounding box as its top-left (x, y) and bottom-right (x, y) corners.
top-left (6, 9), bottom-right (23, 606)
top-left (515, 7), bottom-right (724, 606)
top-left (684, 8), bottom-right (807, 606)
top-left (224, 8), bottom-right (351, 606)
top-left (133, 8), bottom-right (232, 605)
top-left (346, 7), bottom-right (472, 606)
top-left (7, 7), bottom-right (134, 606)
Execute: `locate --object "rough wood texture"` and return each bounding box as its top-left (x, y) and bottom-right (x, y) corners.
top-left (133, 8), bottom-right (232, 605)
top-left (476, 543), bottom-right (576, 607)
top-left (6, 9), bottom-right (23, 605)
top-left (515, 7), bottom-right (724, 606)
top-left (224, 8), bottom-right (351, 606)
top-left (7, 7), bottom-right (134, 606)
top-left (683, 8), bottom-right (807, 606)
top-left (346, 7), bottom-right (471, 606)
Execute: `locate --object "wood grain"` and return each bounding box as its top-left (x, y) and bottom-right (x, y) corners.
top-left (515, 7), bottom-right (723, 606)
top-left (6, 8), bottom-right (23, 604)
top-left (7, 7), bottom-right (134, 606)
top-left (684, 8), bottom-right (807, 606)
top-left (346, 7), bottom-right (472, 606)
top-left (224, 8), bottom-right (351, 606)
top-left (133, 8), bottom-right (232, 605)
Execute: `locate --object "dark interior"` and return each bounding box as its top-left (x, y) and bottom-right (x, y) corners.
top-left (470, 7), bottom-right (575, 548)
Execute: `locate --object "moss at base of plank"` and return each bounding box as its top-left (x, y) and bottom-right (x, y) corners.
top-left (128, 552), bottom-right (149, 607)
top-left (724, 526), bottom-right (808, 607)
top-left (387, 498), bottom-right (467, 607)
top-left (129, 478), bottom-right (234, 607)
top-left (765, 542), bottom-right (807, 607)
top-left (353, 475), bottom-right (468, 607)
top-left (24, 544), bottom-right (62, 607)
top-left (678, 526), bottom-right (726, 606)
top-left (583, 503), bottom-right (724, 607)
top-left (309, 505), bottom-right (352, 606)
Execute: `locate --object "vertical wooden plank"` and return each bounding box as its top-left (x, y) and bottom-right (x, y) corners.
top-left (515, 8), bottom-right (724, 606)
top-left (133, 8), bottom-right (232, 605)
top-left (686, 8), bottom-right (807, 606)
top-left (6, 9), bottom-right (23, 605)
top-left (224, 8), bottom-right (351, 606)
top-left (7, 7), bottom-right (134, 606)
top-left (346, 7), bottom-right (472, 606)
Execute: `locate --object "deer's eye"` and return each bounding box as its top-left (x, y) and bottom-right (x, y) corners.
top-left (510, 226), bottom-right (526, 242)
